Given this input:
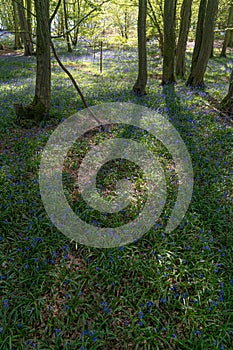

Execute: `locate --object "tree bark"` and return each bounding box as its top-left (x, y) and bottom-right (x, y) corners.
top-left (17, 0), bottom-right (33, 55)
top-left (14, 0), bottom-right (51, 123)
top-left (33, 0), bottom-right (51, 116)
top-left (162, 0), bottom-right (177, 84)
top-left (176, 0), bottom-right (193, 78)
top-left (133, 0), bottom-right (147, 95)
top-left (12, 0), bottom-right (22, 49)
top-left (63, 0), bottom-right (72, 52)
top-left (186, 0), bottom-right (218, 88)
top-left (220, 4), bottom-right (233, 57)
top-left (26, 0), bottom-right (33, 43)
top-left (220, 67), bottom-right (233, 116)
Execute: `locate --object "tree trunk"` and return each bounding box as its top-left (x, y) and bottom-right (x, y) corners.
top-left (33, 0), bottom-right (51, 116)
top-left (124, 11), bottom-right (129, 40)
top-left (59, 6), bottom-right (65, 37)
top-left (228, 30), bottom-right (233, 47)
top-left (162, 0), bottom-right (177, 84)
top-left (189, 0), bottom-right (207, 72)
top-left (14, 0), bottom-right (51, 123)
top-left (220, 67), bottom-right (233, 116)
top-left (176, 0), bottom-right (193, 78)
top-left (26, 0), bottom-right (33, 43)
top-left (210, 37), bottom-right (214, 58)
top-left (63, 0), bottom-right (72, 52)
top-left (220, 4), bottom-right (233, 57)
top-left (133, 0), bottom-right (147, 96)
top-left (17, 0), bottom-right (33, 55)
top-left (12, 0), bottom-right (22, 49)
top-left (186, 0), bottom-right (218, 88)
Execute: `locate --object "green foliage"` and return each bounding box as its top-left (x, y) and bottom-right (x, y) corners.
top-left (0, 41), bottom-right (232, 349)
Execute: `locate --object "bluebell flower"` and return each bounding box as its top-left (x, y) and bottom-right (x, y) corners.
top-left (3, 299), bottom-right (9, 309)
top-left (55, 328), bottom-right (61, 337)
top-left (138, 311), bottom-right (144, 319)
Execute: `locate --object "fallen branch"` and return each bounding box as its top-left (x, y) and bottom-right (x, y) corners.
top-left (202, 99), bottom-right (233, 125)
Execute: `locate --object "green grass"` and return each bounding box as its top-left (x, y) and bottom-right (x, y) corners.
top-left (0, 41), bottom-right (232, 349)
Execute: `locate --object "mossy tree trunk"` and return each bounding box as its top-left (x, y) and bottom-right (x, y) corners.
top-left (186, 0), bottom-right (218, 88)
top-left (162, 0), bottom-right (177, 85)
top-left (17, 0), bottom-right (33, 55)
top-left (176, 0), bottom-right (193, 78)
top-left (220, 4), bottom-right (233, 58)
top-left (133, 0), bottom-right (147, 95)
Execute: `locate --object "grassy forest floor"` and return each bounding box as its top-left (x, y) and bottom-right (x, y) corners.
top-left (0, 41), bottom-right (233, 349)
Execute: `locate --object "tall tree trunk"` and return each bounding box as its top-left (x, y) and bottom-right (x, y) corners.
top-left (26, 0), bottom-right (33, 42)
top-left (220, 67), bottom-right (233, 116)
top-left (186, 0), bottom-right (218, 88)
top-left (228, 30), bottom-right (233, 47)
top-left (220, 4), bottom-right (233, 57)
top-left (133, 0), bottom-right (147, 95)
top-left (12, 0), bottom-right (22, 49)
top-left (63, 0), bottom-right (72, 52)
top-left (17, 0), bottom-right (33, 55)
top-left (210, 37), bottom-right (214, 58)
top-left (162, 0), bottom-right (177, 84)
top-left (124, 11), bottom-right (129, 40)
top-left (14, 0), bottom-right (51, 123)
top-left (189, 0), bottom-right (207, 72)
top-left (59, 6), bottom-right (65, 37)
top-left (176, 0), bottom-right (193, 78)
top-left (33, 0), bottom-right (51, 116)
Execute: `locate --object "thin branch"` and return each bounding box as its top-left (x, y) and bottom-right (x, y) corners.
top-left (50, 0), bottom-right (62, 25)
top-left (12, 0), bottom-right (36, 17)
top-left (51, 0), bottom-right (110, 39)
top-left (201, 96), bottom-right (233, 125)
top-left (50, 37), bottom-right (102, 125)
